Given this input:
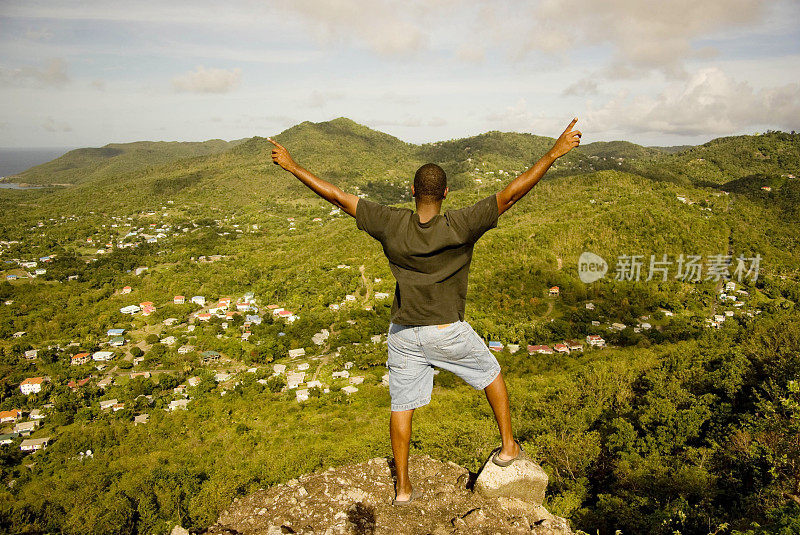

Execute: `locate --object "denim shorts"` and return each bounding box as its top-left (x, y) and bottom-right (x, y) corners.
top-left (386, 320), bottom-right (502, 411)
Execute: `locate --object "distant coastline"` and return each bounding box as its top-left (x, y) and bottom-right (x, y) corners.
top-left (0, 146), bottom-right (74, 177)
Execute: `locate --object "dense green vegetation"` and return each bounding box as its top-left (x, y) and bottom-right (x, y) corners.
top-left (0, 118), bottom-right (797, 534)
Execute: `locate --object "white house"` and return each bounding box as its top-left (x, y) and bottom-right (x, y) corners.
top-left (120, 304), bottom-right (140, 314)
top-left (92, 351), bottom-right (114, 361)
top-left (169, 399), bottom-right (190, 411)
top-left (20, 377), bottom-right (44, 395)
top-left (20, 437), bottom-right (50, 452)
top-left (288, 348), bottom-right (306, 359)
top-left (586, 335), bottom-right (606, 348)
top-left (99, 398), bottom-right (118, 410)
top-left (286, 372), bottom-right (305, 389)
top-left (295, 389), bottom-right (309, 402)
top-left (332, 370), bottom-right (350, 379)
top-left (341, 386), bottom-right (358, 395)
top-left (191, 296), bottom-right (206, 306)
top-left (273, 364), bottom-right (286, 375)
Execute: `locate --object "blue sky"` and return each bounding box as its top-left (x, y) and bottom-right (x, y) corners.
top-left (1, 0), bottom-right (798, 148)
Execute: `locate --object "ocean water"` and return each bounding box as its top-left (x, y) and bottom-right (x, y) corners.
top-left (0, 147), bottom-right (74, 178)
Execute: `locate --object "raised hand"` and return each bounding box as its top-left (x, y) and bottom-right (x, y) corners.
top-left (268, 137), bottom-right (297, 172)
top-left (548, 118), bottom-right (581, 159)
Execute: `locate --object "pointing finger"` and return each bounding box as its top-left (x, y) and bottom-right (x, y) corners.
top-left (564, 117), bottom-right (578, 132)
top-left (267, 137), bottom-right (284, 148)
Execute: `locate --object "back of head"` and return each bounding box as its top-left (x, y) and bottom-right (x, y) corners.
top-left (414, 163), bottom-right (447, 202)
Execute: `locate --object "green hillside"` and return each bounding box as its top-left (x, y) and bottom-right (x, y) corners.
top-left (0, 119), bottom-right (798, 535)
top-left (626, 131), bottom-right (800, 185)
top-left (6, 139), bottom-right (248, 186)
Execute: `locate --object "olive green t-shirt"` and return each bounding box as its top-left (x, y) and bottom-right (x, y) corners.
top-left (356, 193), bottom-right (499, 326)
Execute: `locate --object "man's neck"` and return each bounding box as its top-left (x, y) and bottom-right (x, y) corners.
top-left (415, 202), bottom-right (442, 223)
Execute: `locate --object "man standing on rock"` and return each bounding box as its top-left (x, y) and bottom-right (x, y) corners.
top-left (269, 118), bottom-right (581, 504)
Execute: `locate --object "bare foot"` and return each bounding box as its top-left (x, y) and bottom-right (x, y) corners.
top-left (395, 484), bottom-right (413, 502)
top-left (497, 441), bottom-right (520, 461)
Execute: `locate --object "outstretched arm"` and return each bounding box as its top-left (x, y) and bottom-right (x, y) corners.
top-left (268, 138), bottom-right (359, 217)
top-left (496, 118), bottom-right (581, 216)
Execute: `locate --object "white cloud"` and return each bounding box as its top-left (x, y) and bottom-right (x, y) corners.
top-left (585, 67), bottom-right (800, 136)
top-left (484, 98), bottom-right (575, 135)
top-left (305, 90), bottom-right (345, 108)
top-left (280, 0), bottom-right (428, 56)
top-left (171, 66), bottom-right (241, 94)
top-left (481, 0), bottom-right (776, 79)
top-left (563, 78), bottom-right (599, 97)
top-left (0, 58), bottom-right (69, 87)
top-left (42, 116), bottom-right (72, 132)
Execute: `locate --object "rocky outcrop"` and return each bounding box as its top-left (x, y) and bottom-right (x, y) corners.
top-left (202, 454), bottom-right (573, 535)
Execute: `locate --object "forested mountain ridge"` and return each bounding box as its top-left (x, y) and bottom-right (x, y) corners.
top-left (5, 138), bottom-right (248, 186)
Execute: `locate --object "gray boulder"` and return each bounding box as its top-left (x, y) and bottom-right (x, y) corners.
top-left (473, 446), bottom-right (549, 506)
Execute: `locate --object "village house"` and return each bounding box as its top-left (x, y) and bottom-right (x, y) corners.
top-left (374, 292), bottom-right (390, 299)
top-left (296, 389), bottom-right (309, 402)
top-left (273, 364), bottom-right (286, 375)
top-left (92, 350), bottom-right (114, 362)
top-left (121, 286), bottom-right (132, 294)
top-left (591, 320), bottom-right (601, 326)
top-left (134, 414), bottom-right (149, 425)
top-left (107, 328), bottom-right (125, 337)
top-left (174, 295), bottom-right (185, 305)
top-left (20, 437), bottom-right (50, 453)
top-left (201, 350), bottom-right (220, 363)
top-left (161, 336), bottom-right (176, 346)
top-left (566, 340), bottom-right (584, 352)
top-left (187, 376), bottom-right (201, 387)
top-left (169, 399), bottom-right (190, 411)
top-left (286, 372), bottom-right (305, 389)
top-left (0, 409), bottom-right (23, 423)
top-left (341, 385), bottom-right (358, 395)
top-left (586, 335), bottom-right (606, 348)
top-left (20, 377), bottom-right (45, 395)
top-left (585, 302), bottom-right (595, 310)
top-left (108, 336), bottom-right (125, 347)
top-left (553, 343), bottom-right (570, 354)
top-left (349, 376), bottom-right (365, 385)
top-left (488, 341), bottom-right (503, 352)
top-left (288, 348), bottom-right (306, 359)
top-left (196, 313), bottom-right (212, 321)
top-left (120, 304), bottom-right (140, 314)
top-left (332, 370), bottom-right (350, 379)
top-left (178, 345), bottom-right (195, 354)
top-left (99, 399), bottom-right (118, 410)
top-left (174, 384), bottom-right (187, 395)
top-left (24, 349), bottom-right (38, 360)
top-left (296, 363), bottom-right (310, 371)
top-left (610, 322), bottom-right (627, 331)
top-left (549, 286), bottom-right (560, 296)
top-left (0, 432), bottom-right (20, 446)
top-left (528, 344), bottom-right (554, 355)
top-left (14, 421), bottom-right (40, 436)
top-left (214, 373), bottom-right (231, 383)
top-left (29, 409), bottom-right (44, 420)
top-left (68, 377), bottom-right (92, 389)
top-left (191, 296), bottom-right (206, 306)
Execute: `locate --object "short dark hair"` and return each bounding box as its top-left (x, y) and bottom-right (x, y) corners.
top-left (413, 163), bottom-right (447, 201)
